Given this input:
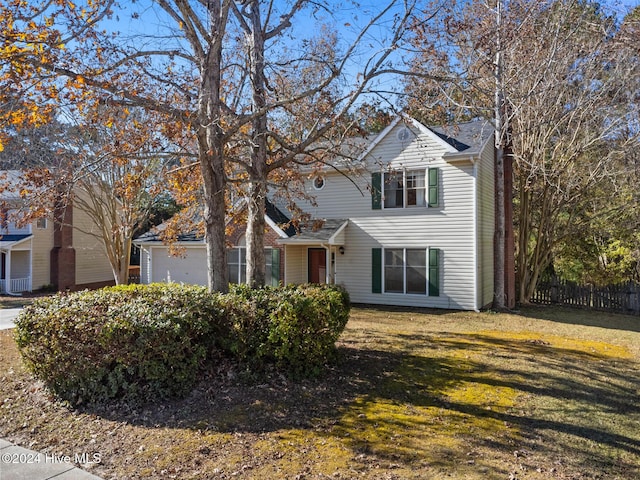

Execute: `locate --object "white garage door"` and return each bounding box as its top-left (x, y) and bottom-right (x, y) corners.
top-left (151, 247), bottom-right (208, 286)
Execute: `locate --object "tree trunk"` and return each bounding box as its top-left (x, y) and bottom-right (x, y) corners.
top-left (516, 176), bottom-right (530, 303)
top-left (244, 0), bottom-right (268, 288)
top-left (199, 132), bottom-right (228, 293)
top-left (493, 0), bottom-right (506, 310)
top-left (117, 234), bottom-right (132, 285)
top-left (198, 0), bottom-right (229, 293)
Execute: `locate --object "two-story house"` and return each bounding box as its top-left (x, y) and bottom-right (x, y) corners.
top-left (135, 115), bottom-right (506, 311)
top-left (279, 115), bottom-right (497, 311)
top-left (1, 170), bottom-right (115, 294)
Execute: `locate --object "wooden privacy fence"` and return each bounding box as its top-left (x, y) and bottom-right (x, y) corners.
top-left (531, 276), bottom-right (640, 315)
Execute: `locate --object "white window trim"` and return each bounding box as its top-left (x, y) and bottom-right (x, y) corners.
top-left (312, 176), bottom-right (325, 190)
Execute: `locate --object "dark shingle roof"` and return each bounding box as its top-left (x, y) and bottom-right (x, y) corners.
top-left (266, 200), bottom-right (296, 237)
top-left (134, 200), bottom-right (294, 243)
top-left (287, 219), bottom-right (348, 242)
top-left (0, 234), bottom-right (32, 243)
top-left (430, 120), bottom-right (494, 156)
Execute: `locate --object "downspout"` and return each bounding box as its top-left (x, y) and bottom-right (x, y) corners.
top-left (473, 161), bottom-right (480, 312)
top-left (29, 237), bottom-right (33, 292)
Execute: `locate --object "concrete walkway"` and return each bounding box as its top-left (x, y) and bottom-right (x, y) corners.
top-left (0, 308), bottom-right (21, 330)
top-left (1, 439), bottom-right (103, 479)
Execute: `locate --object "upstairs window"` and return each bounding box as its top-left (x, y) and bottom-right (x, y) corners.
top-left (372, 168), bottom-right (438, 209)
top-left (406, 171), bottom-right (426, 207)
top-left (383, 172), bottom-right (405, 208)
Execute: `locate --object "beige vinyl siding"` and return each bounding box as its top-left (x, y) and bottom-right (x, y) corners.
top-left (31, 220), bottom-right (54, 289)
top-left (476, 141), bottom-right (496, 308)
top-left (334, 213), bottom-right (476, 310)
top-left (11, 250), bottom-right (30, 278)
top-left (284, 245), bottom-right (307, 284)
top-left (72, 203), bottom-right (114, 285)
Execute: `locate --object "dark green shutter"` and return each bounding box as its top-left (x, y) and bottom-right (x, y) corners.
top-left (371, 172), bottom-right (382, 210)
top-left (428, 168), bottom-right (439, 207)
top-left (372, 248), bottom-right (382, 293)
top-left (428, 248), bottom-right (440, 296)
top-left (271, 248), bottom-right (280, 286)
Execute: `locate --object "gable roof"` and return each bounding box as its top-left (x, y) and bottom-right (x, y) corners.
top-left (134, 199), bottom-right (295, 244)
top-left (430, 120), bottom-right (494, 158)
top-left (0, 233), bottom-right (33, 249)
top-left (278, 219), bottom-right (348, 245)
top-left (357, 113), bottom-right (458, 161)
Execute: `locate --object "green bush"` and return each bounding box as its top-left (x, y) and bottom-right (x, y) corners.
top-left (14, 282), bottom-right (350, 405)
top-left (14, 284), bottom-right (224, 405)
top-left (224, 283), bottom-right (351, 376)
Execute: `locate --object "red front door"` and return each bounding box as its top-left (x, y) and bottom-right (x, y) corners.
top-left (308, 248), bottom-right (326, 284)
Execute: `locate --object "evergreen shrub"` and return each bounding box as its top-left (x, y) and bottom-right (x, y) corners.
top-left (14, 284), bottom-right (223, 404)
top-left (14, 282), bottom-right (350, 404)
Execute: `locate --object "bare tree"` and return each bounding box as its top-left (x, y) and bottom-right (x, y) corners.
top-left (405, 0), bottom-right (640, 303)
top-left (1, 104), bottom-right (171, 285)
top-left (3, 0), bottom-right (423, 291)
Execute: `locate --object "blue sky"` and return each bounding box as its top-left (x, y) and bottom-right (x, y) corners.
top-left (72, 0), bottom-right (640, 111)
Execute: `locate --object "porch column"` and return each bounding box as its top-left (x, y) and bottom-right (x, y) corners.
top-left (324, 246), bottom-right (330, 284)
top-left (5, 249), bottom-right (11, 294)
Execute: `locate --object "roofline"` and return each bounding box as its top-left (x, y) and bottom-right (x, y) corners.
top-left (277, 238), bottom-right (328, 246)
top-left (134, 206), bottom-right (289, 244)
top-left (265, 214), bottom-right (290, 239)
top-left (358, 113), bottom-right (458, 162)
top-left (0, 234), bottom-right (34, 250)
top-left (277, 220), bottom-right (348, 246)
top-left (133, 239), bottom-right (205, 246)
top-left (328, 220), bottom-right (349, 244)
top-left (443, 153), bottom-right (478, 164)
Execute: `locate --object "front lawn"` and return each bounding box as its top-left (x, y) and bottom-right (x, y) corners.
top-left (1, 305), bottom-right (638, 479)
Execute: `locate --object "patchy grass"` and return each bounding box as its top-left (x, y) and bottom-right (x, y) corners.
top-left (1, 305), bottom-right (639, 479)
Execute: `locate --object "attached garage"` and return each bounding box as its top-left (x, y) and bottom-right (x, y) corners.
top-left (133, 200), bottom-right (292, 288)
top-left (146, 245), bottom-right (208, 285)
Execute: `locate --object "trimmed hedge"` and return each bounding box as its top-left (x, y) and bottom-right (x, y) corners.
top-left (225, 284), bottom-right (351, 376)
top-left (14, 284), bottom-right (223, 404)
top-left (14, 283), bottom-right (350, 405)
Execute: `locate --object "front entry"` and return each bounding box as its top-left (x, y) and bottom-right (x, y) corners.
top-left (308, 248), bottom-right (326, 284)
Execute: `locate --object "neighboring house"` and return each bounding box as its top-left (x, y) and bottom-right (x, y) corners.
top-left (134, 201), bottom-right (295, 287)
top-left (0, 171), bottom-right (115, 294)
top-left (135, 115), bottom-right (512, 311)
top-left (280, 115), bottom-right (499, 311)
